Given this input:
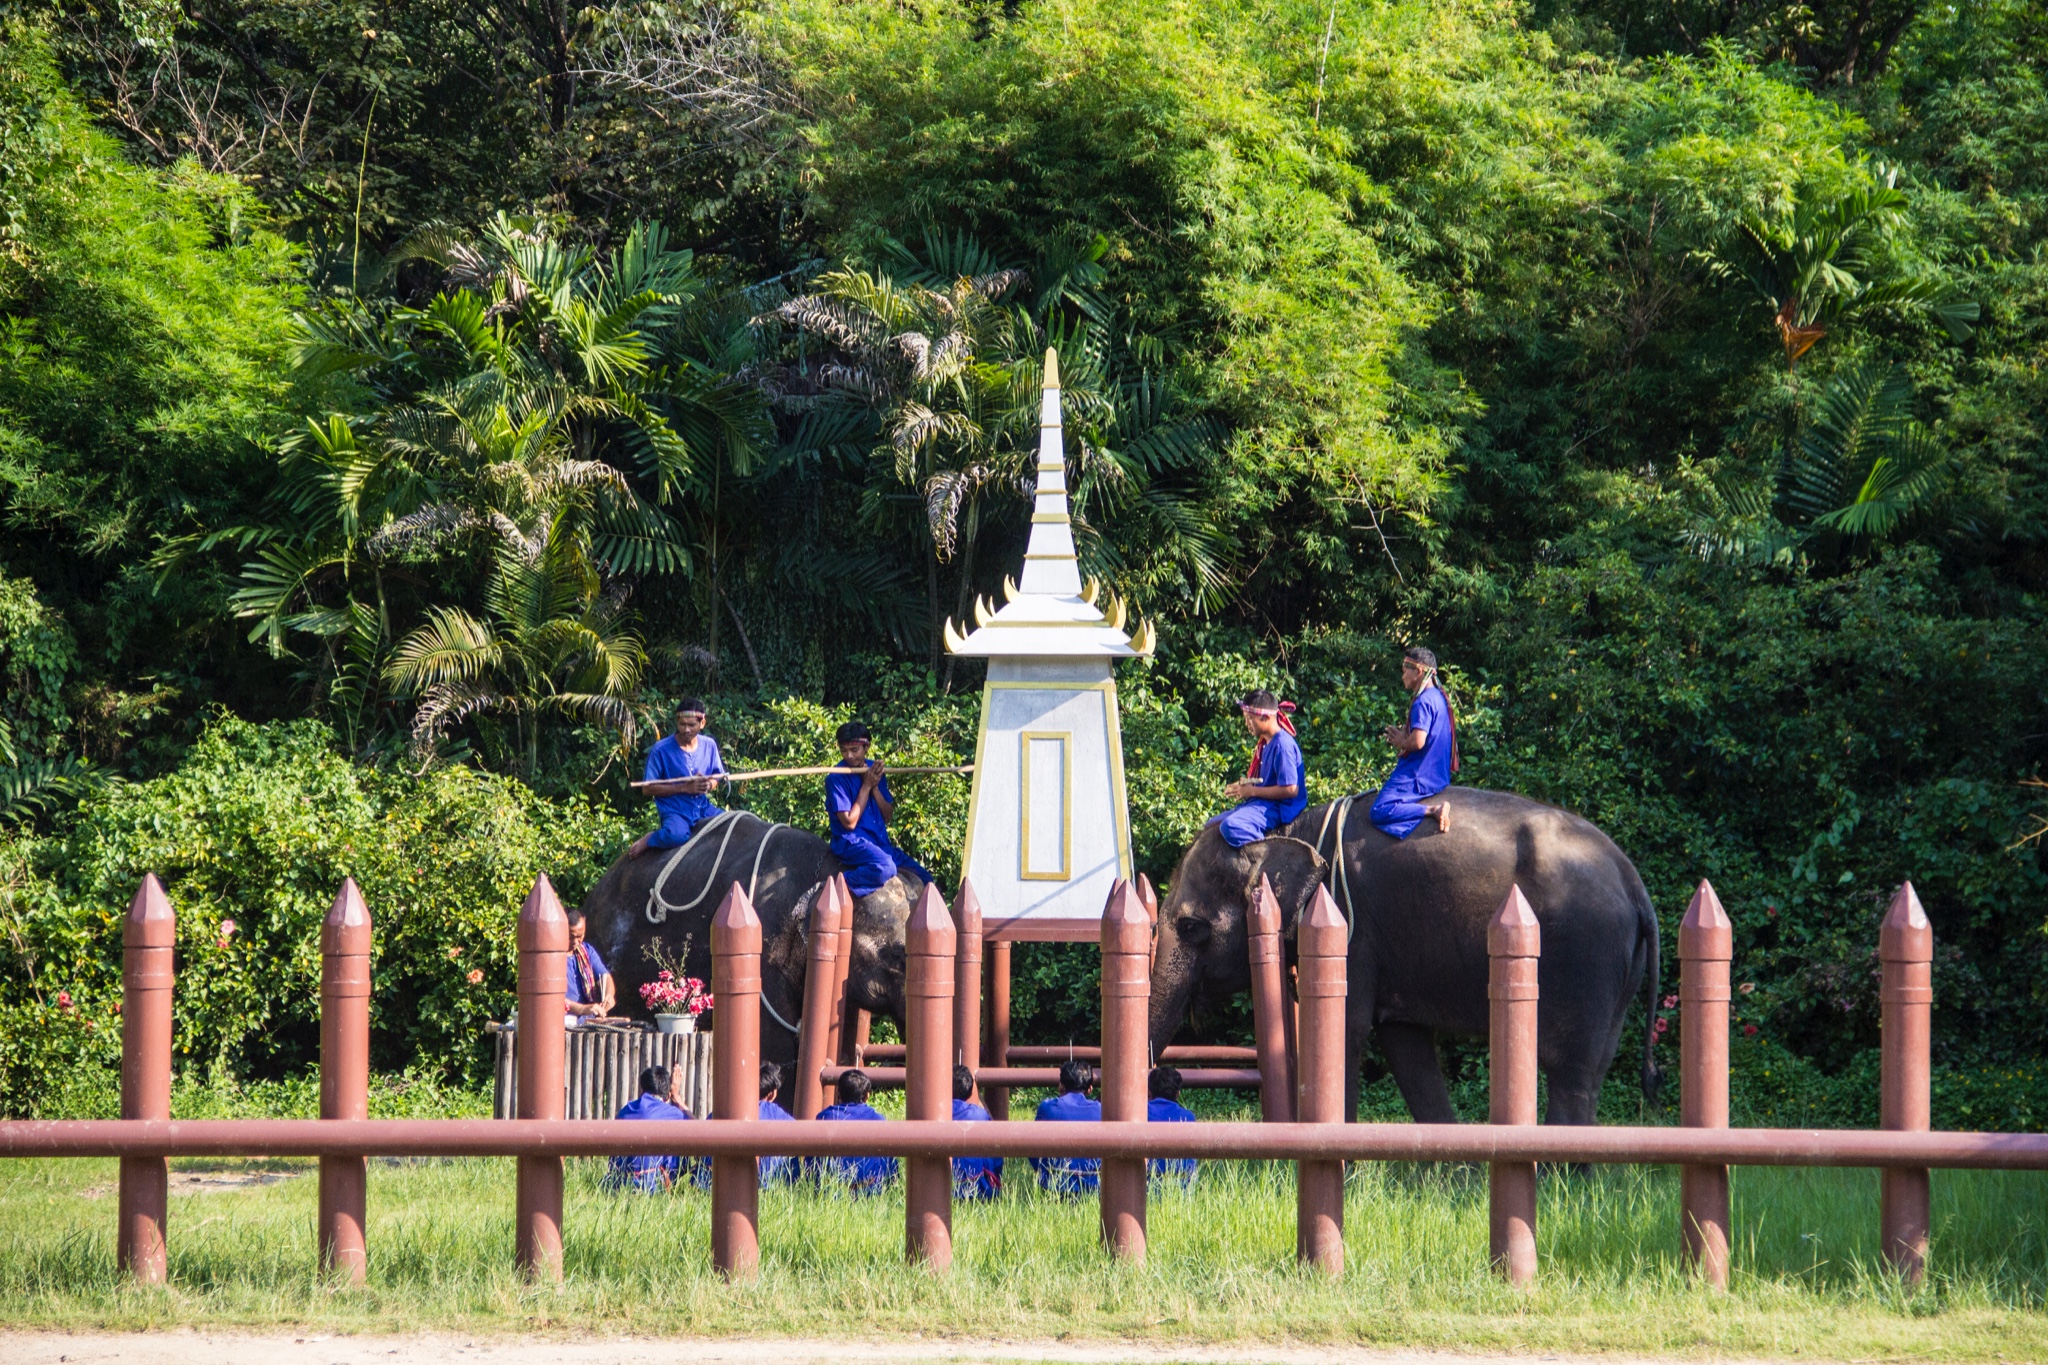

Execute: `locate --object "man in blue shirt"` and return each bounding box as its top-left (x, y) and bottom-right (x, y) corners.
top-left (606, 1063), bottom-right (691, 1192)
top-left (1146, 1065), bottom-right (1199, 1186)
top-left (757, 1062), bottom-right (796, 1186)
top-left (951, 1064), bottom-right (1002, 1200)
top-left (1031, 1059), bottom-right (1102, 1195)
top-left (811, 1069), bottom-right (897, 1194)
top-left (1369, 647), bottom-right (1457, 838)
top-left (825, 720), bottom-right (934, 899)
top-left (628, 698), bottom-right (727, 858)
top-left (1208, 689), bottom-right (1307, 848)
top-left (564, 907), bottom-right (613, 1023)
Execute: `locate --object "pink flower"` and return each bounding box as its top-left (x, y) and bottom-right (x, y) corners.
top-left (658, 970), bottom-right (673, 981)
top-left (55, 991), bottom-right (73, 1010)
top-left (219, 918), bottom-right (237, 941)
top-left (447, 946), bottom-right (462, 960)
top-left (1743, 1025), bottom-right (1759, 1037)
top-left (1662, 995), bottom-right (1677, 1009)
top-left (467, 969), bottom-right (484, 985)
top-left (1653, 1017), bottom-right (1669, 1033)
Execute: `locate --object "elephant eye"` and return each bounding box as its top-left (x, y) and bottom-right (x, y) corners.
top-left (1174, 916), bottom-right (1212, 945)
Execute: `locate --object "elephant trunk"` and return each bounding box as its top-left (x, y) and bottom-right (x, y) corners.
top-left (1148, 940), bottom-right (1201, 1055)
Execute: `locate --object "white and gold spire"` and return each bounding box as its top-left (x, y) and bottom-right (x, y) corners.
top-left (943, 349), bottom-right (1156, 659)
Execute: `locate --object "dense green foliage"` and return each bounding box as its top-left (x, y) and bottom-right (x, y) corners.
top-left (2, 2), bottom-right (2046, 1119)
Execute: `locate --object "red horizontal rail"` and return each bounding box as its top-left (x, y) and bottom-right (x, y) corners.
top-left (859, 1045), bottom-right (1261, 1065)
top-left (6, 1119), bottom-right (2045, 1170)
top-left (823, 1066), bottom-right (1262, 1090)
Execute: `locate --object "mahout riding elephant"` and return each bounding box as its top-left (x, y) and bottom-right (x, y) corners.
top-left (1149, 789), bottom-right (1660, 1125)
top-left (579, 810), bottom-right (923, 1070)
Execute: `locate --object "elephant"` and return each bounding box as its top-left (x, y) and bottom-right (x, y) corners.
top-left (1148, 789), bottom-right (1660, 1125)
top-left (579, 810), bottom-right (923, 1071)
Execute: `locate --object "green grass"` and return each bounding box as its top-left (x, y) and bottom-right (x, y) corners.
top-left (3, 1150), bottom-right (2048, 1357)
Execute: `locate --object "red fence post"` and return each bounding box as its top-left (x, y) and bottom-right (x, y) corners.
top-left (1881, 880), bottom-right (1933, 1286)
top-left (711, 882), bottom-right (763, 1281)
top-left (986, 940), bottom-right (1012, 1121)
top-left (794, 878), bottom-right (844, 1120)
top-left (514, 875), bottom-right (567, 1282)
top-left (1100, 879), bottom-right (1150, 1261)
top-left (905, 883), bottom-right (956, 1270)
top-left (118, 874), bottom-right (174, 1284)
top-left (1488, 883), bottom-right (1540, 1285)
top-left (1296, 884), bottom-right (1347, 1275)
top-left (1247, 875), bottom-right (1297, 1123)
top-left (831, 876), bottom-right (858, 1066)
top-left (1679, 878), bottom-right (1732, 1289)
top-left (319, 878), bottom-right (372, 1285)
top-left (954, 880), bottom-right (983, 1090)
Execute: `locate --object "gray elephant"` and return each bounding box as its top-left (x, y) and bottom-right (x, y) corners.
top-left (579, 811), bottom-right (922, 1069)
top-left (1149, 789), bottom-right (1660, 1124)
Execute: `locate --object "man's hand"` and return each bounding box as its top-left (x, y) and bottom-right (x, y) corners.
top-left (1223, 780), bottom-right (1251, 800)
top-left (861, 761), bottom-right (884, 788)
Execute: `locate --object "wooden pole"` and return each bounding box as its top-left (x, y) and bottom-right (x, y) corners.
top-left (954, 880), bottom-right (984, 1089)
top-left (1296, 884), bottom-right (1347, 1275)
top-left (830, 874), bottom-right (856, 1065)
top-left (1680, 879), bottom-right (1732, 1289)
top-left (1099, 879), bottom-right (1150, 1262)
top-left (118, 874), bottom-right (174, 1284)
top-left (795, 877), bottom-right (845, 1120)
top-left (319, 878), bottom-right (372, 1284)
top-left (1880, 881), bottom-right (1933, 1286)
top-left (1247, 875), bottom-right (1296, 1122)
top-left (905, 883), bottom-right (956, 1270)
top-left (986, 940), bottom-right (1013, 1120)
top-left (711, 882), bottom-right (763, 1280)
top-left (514, 875), bottom-right (567, 1282)
top-left (1488, 883), bottom-right (1540, 1285)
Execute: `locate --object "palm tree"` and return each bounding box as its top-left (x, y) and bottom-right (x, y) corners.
top-left (1696, 170), bottom-right (1977, 370)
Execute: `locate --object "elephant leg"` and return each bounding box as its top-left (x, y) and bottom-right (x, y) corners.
top-left (1542, 1057), bottom-right (1608, 1126)
top-left (1378, 1021), bottom-right (1459, 1124)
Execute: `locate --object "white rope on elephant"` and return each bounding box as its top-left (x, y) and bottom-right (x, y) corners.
top-left (642, 809), bottom-right (807, 1036)
top-left (1310, 795), bottom-right (1359, 944)
top-left (642, 810), bottom-right (787, 925)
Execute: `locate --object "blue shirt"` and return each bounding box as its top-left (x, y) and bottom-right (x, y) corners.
top-left (1148, 1096), bottom-right (1199, 1183)
top-left (952, 1098), bottom-right (1002, 1199)
top-left (1031, 1090), bottom-right (1103, 1194)
top-left (1254, 729), bottom-right (1308, 824)
top-left (1382, 687), bottom-right (1453, 800)
top-left (566, 942), bottom-right (608, 1006)
top-left (607, 1092), bottom-right (690, 1191)
top-left (758, 1099), bottom-right (795, 1184)
top-left (825, 763), bottom-right (897, 842)
top-left (812, 1102), bottom-right (897, 1192)
top-left (644, 733), bottom-right (726, 824)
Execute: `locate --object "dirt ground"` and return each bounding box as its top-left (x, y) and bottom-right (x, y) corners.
top-left (0, 1335), bottom-right (1842, 1365)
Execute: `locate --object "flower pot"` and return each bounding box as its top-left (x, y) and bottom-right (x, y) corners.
top-left (654, 1013), bottom-right (696, 1035)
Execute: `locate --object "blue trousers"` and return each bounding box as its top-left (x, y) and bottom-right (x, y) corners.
top-left (1208, 800), bottom-right (1286, 849)
top-left (1369, 785), bottom-right (1444, 840)
top-left (644, 812), bottom-right (703, 849)
top-left (831, 829), bottom-right (934, 898)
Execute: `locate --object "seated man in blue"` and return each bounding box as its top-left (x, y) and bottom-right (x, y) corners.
top-left (1370, 646), bottom-right (1458, 838)
top-left (628, 698), bottom-right (726, 858)
top-left (825, 720), bottom-right (934, 900)
top-left (810, 1069), bottom-right (897, 1194)
top-left (1207, 689), bottom-right (1307, 848)
top-left (606, 1063), bottom-right (691, 1193)
top-left (565, 907), bottom-right (614, 1024)
top-left (1146, 1065), bottom-right (1199, 1186)
top-left (951, 1064), bottom-right (1002, 1201)
top-left (1031, 1059), bottom-right (1102, 1196)
top-left (757, 1062), bottom-right (796, 1186)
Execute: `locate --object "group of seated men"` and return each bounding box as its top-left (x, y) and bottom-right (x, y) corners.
top-left (606, 1057), bottom-right (1200, 1198)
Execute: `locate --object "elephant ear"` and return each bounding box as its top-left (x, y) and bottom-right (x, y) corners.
top-left (1240, 836), bottom-right (1327, 934)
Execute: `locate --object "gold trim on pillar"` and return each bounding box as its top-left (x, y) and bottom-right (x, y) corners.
top-left (1018, 730), bottom-right (1073, 881)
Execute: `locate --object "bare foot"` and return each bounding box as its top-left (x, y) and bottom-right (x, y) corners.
top-left (1429, 801), bottom-right (1451, 833)
top-left (626, 835), bottom-right (651, 859)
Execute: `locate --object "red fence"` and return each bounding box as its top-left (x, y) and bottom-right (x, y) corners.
top-left (0, 867), bottom-right (2009, 1290)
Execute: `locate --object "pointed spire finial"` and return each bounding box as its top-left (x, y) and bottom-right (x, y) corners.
top-left (1043, 346), bottom-right (1060, 389)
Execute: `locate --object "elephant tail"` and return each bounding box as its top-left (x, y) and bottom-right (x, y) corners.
top-left (1637, 886), bottom-right (1663, 1105)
